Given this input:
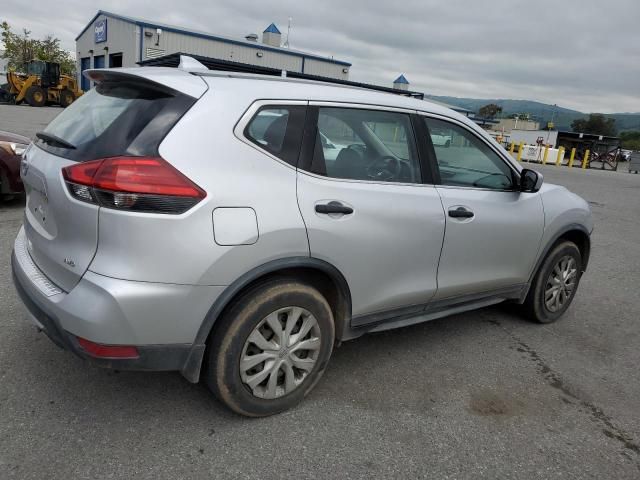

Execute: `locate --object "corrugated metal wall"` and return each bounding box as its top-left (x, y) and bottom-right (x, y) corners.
top-left (76, 15), bottom-right (138, 87)
top-left (303, 58), bottom-right (348, 80)
top-left (140, 28), bottom-right (304, 72)
top-left (76, 14), bottom-right (349, 88)
top-left (76, 15), bottom-right (137, 67)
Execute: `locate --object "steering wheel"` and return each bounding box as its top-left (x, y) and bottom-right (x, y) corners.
top-left (366, 155), bottom-right (401, 181)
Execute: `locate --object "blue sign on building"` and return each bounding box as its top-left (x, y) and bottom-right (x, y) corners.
top-left (94, 19), bottom-right (107, 43)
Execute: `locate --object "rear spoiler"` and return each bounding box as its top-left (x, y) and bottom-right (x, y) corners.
top-left (84, 61), bottom-right (208, 99)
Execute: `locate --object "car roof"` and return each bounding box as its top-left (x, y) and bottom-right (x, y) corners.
top-left (197, 70), bottom-right (459, 116)
top-left (88, 65), bottom-right (505, 154)
top-left (91, 66), bottom-right (463, 119)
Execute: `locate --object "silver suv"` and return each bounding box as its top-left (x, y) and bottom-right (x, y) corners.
top-left (12, 57), bottom-right (593, 416)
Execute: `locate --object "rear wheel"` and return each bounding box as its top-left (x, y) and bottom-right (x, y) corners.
top-left (25, 86), bottom-right (46, 107)
top-left (522, 241), bottom-right (582, 323)
top-left (205, 279), bottom-right (335, 417)
top-left (59, 89), bottom-right (74, 108)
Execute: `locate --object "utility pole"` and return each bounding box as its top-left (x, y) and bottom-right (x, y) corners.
top-left (546, 104), bottom-right (557, 145)
top-left (283, 17), bottom-right (292, 48)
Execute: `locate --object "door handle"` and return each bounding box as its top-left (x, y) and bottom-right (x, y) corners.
top-left (315, 202), bottom-right (354, 215)
top-left (448, 206), bottom-right (474, 218)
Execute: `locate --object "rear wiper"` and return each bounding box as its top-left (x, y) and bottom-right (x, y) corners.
top-left (36, 132), bottom-right (76, 150)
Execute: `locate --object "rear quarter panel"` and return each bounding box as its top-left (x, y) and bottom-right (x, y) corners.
top-left (88, 85), bottom-right (309, 285)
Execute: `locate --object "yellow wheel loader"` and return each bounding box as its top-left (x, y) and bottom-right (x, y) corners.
top-left (7, 60), bottom-right (83, 108)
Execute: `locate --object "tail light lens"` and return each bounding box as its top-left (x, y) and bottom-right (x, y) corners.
top-left (77, 336), bottom-right (139, 359)
top-left (62, 157), bottom-right (206, 214)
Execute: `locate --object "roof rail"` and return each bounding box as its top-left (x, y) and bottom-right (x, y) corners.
top-left (139, 52), bottom-right (425, 100)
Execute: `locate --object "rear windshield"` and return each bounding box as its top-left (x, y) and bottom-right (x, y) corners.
top-left (38, 77), bottom-right (195, 161)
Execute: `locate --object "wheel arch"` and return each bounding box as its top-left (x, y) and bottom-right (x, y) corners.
top-left (519, 224), bottom-right (591, 302)
top-left (181, 257), bottom-right (352, 383)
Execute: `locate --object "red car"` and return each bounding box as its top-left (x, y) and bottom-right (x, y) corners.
top-left (0, 130), bottom-right (30, 198)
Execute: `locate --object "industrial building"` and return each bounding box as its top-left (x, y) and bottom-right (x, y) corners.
top-left (0, 50), bottom-right (8, 84)
top-left (75, 10), bottom-right (351, 91)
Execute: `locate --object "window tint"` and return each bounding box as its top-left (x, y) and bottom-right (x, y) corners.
top-left (39, 78), bottom-right (192, 162)
top-left (245, 106), bottom-right (306, 166)
top-left (310, 107), bottom-right (420, 183)
top-left (424, 117), bottom-right (514, 190)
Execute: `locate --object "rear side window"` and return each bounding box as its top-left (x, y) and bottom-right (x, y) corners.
top-left (37, 76), bottom-right (195, 162)
top-left (308, 107), bottom-right (421, 183)
top-left (244, 105), bottom-right (306, 166)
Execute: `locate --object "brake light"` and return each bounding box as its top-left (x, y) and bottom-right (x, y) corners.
top-left (77, 336), bottom-right (139, 359)
top-left (62, 157), bottom-right (206, 214)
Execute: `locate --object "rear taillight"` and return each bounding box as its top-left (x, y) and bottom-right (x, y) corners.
top-left (62, 157), bottom-right (206, 214)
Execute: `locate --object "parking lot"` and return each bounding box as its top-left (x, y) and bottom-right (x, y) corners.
top-left (1, 104), bottom-right (640, 479)
top-left (0, 104), bottom-right (62, 139)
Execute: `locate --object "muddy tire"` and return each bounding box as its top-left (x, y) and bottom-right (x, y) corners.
top-left (25, 86), bottom-right (46, 107)
top-left (522, 241), bottom-right (582, 323)
top-left (59, 89), bottom-right (75, 108)
top-left (205, 279), bottom-right (335, 417)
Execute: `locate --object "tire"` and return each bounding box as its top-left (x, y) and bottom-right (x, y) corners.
top-left (25, 86), bottom-right (46, 107)
top-left (59, 89), bottom-right (74, 108)
top-left (444, 140), bottom-right (451, 148)
top-left (522, 241), bottom-right (582, 323)
top-left (205, 279), bottom-right (335, 417)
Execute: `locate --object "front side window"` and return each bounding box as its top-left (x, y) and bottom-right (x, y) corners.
top-left (424, 117), bottom-right (514, 190)
top-left (309, 107), bottom-right (421, 183)
top-left (245, 106), bottom-right (306, 166)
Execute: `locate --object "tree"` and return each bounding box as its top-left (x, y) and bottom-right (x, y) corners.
top-left (478, 103), bottom-right (503, 118)
top-left (619, 131), bottom-right (640, 151)
top-left (571, 114), bottom-right (617, 137)
top-left (510, 113), bottom-right (531, 121)
top-left (1, 21), bottom-right (75, 76)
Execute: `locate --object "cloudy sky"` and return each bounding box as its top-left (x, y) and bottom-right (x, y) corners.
top-left (2, 0), bottom-right (639, 112)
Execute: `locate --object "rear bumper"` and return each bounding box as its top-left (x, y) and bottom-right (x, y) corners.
top-left (11, 227), bottom-right (225, 374)
top-left (12, 253), bottom-right (194, 371)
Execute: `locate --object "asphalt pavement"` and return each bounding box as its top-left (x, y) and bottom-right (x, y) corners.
top-left (0, 115), bottom-right (639, 477)
top-left (0, 104), bottom-right (62, 139)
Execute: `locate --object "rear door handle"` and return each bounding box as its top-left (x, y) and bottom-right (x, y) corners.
top-left (448, 206), bottom-right (474, 218)
top-left (315, 202), bottom-right (354, 215)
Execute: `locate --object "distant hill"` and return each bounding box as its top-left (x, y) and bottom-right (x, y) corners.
top-left (426, 95), bottom-right (640, 132)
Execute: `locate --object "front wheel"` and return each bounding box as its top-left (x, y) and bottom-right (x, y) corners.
top-left (205, 279), bottom-right (335, 417)
top-left (25, 86), bottom-right (46, 107)
top-left (522, 241), bottom-right (582, 323)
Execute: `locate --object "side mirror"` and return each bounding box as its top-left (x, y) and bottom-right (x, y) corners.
top-left (519, 168), bottom-right (543, 193)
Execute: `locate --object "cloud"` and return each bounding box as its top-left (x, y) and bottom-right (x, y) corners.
top-left (2, 0), bottom-right (639, 112)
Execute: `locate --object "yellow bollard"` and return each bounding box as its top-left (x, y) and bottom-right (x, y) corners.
top-left (516, 142), bottom-right (524, 162)
top-left (582, 150), bottom-right (590, 169)
top-left (568, 148), bottom-right (576, 167)
top-left (542, 145), bottom-right (549, 165)
top-left (555, 147), bottom-right (564, 166)
top-left (509, 142), bottom-right (515, 154)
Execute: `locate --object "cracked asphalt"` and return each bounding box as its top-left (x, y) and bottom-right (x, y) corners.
top-left (1, 107), bottom-right (639, 478)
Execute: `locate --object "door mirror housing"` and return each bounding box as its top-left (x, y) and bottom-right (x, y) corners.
top-left (519, 168), bottom-right (543, 193)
